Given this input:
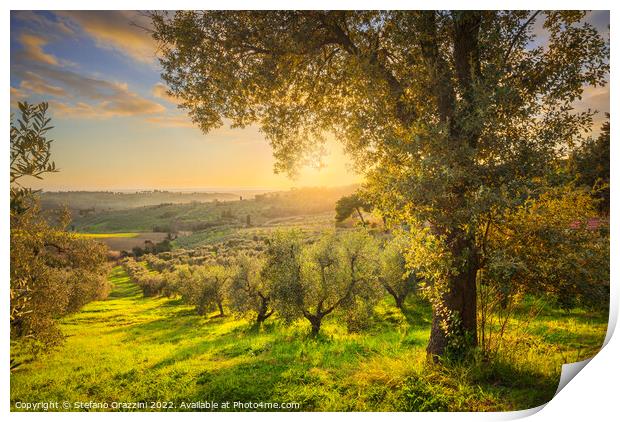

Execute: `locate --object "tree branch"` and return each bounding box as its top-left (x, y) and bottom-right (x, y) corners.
top-left (502, 11), bottom-right (541, 68)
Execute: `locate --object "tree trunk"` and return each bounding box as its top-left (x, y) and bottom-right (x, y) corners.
top-left (426, 233), bottom-right (478, 359)
top-left (217, 301), bottom-right (224, 317)
top-left (382, 283), bottom-right (405, 311)
top-left (418, 11), bottom-right (481, 360)
top-left (306, 314), bottom-right (322, 337)
top-left (255, 307), bottom-right (272, 328)
top-left (394, 295), bottom-right (404, 311)
top-left (355, 207), bottom-right (366, 226)
top-left (310, 320), bottom-right (321, 337)
top-left (253, 295), bottom-right (272, 329)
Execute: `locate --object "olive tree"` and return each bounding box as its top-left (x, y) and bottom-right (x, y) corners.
top-left (227, 253), bottom-right (273, 328)
top-left (10, 102), bottom-right (57, 213)
top-left (264, 229), bottom-right (379, 336)
top-left (151, 11), bottom-right (608, 357)
top-left (11, 102), bottom-right (109, 355)
top-left (380, 235), bottom-right (419, 312)
top-left (188, 265), bottom-right (231, 316)
top-left (335, 193), bottom-right (372, 226)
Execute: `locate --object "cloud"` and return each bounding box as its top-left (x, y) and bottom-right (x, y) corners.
top-left (10, 87), bottom-right (27, 107)
top-left (12, 11), bottom-right (74, 38)
top-left (577, 85), bottom-right (610, 113)
top-left (49, 90), bottom-right (165, 119)
top-left (48, 101), bottom-right (100, 118)
top-left (47, 85), bottom-right (165, 119)
top-left (56, 11), bottom-right (157, 63)
top-left (13, 63), bottom-right (165, 119)
top-left (152, 83), bottom-right (181, 105)
top-left (19, 71), bottom-right (67, 97)
top-left (48, 98), bottom-right (162, 119)
top-left (100, 89), bottom-right (165, 116)
top-left (20, 65), bottom-right (121, 100)
top-left (19, 33), bottom-right (59, 66)
top-left (573, 84), bottom-right (610, 133)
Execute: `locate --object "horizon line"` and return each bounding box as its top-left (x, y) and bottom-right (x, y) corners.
top-left (39, 183), bottom-right (360, 193)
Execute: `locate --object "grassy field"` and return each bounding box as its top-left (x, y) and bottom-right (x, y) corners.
top-left (173, 212), bottom-right (336, 250)
top-left (72, 232), bottom-right (170, 252)
top-left (10, 267), bottom-right (607, 412)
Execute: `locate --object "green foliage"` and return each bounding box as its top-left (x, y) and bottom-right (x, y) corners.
top-left (379, 235), bottom-right (419, 310)
top-left (335, 193), bottom-right (372, 226)
top-left (11, 205), bottom-right (110, 352)
top-left (261, 230), bottom-right (306, 323)
top-left (122, 258), bottom-right (163, 297)
top-left (568, 114), bottom-right (610, 213)
top-left (476, 185), bottom-right (609, 354)
top-left (10, 103), bottom-right (110, 357)
top-left (264, 229), bottom-right (381, 335)
top-left (131, 238), bottom-right (173, 257)
top-left (227, 254), bottom-right (273, 327)
top-left (10, 102), bottom-right (57, 213)
top-left (486, 186), bottom-right (609, 312)
top-left (178, 265), bottom-right (231, 316)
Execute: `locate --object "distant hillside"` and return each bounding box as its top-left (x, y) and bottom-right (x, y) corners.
top-left (70, 185), bottom-right (359, 234)
top-left (38, 190), bottom-right (242, 212)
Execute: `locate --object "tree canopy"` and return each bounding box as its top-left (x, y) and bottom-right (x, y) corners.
top-left (335, 193), bottom-right (372, 225)
top-left (151, 11), bottom-right (609, 357)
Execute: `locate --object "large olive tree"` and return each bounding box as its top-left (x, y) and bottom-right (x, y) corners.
top-left (151, 11), bottom-right (608, 357)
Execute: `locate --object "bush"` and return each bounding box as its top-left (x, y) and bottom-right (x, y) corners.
top-left (121, 258), bottom-right (166, 297)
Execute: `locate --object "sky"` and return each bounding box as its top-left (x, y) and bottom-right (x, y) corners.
top-left (10, 11), bottom-right (609, 192)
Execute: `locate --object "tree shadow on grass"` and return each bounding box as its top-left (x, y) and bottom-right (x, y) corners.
top-left (183, 359), bottom-right (297, 409)
top-left (467, 357), bottom-right (559, 411)
top-left (109, 311), bottom-right (227, 345)
top-left (400, 296), bottom-right (432, 328)
top-left (112, 318), bottom-right (306, 408)
top-left (388, 355), bottom-right (560, 412)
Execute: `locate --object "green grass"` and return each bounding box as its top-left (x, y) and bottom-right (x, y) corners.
top-left (10, 267), bottom-right (607, 412)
